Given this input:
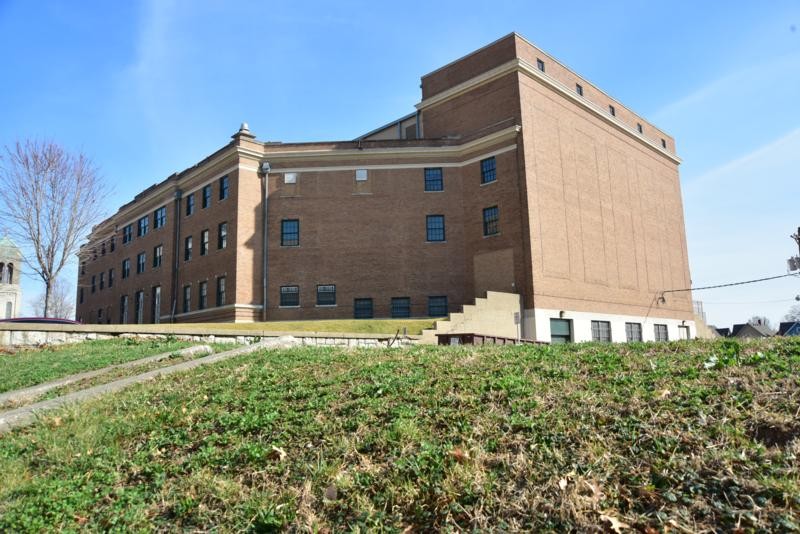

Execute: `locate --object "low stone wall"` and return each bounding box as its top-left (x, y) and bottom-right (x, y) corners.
top-left (0, 325), bottom-right (416, 348)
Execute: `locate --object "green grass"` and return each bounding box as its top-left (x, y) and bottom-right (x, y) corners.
top-left (0, 338), bottom-right (192, 394)
top-left (169, 318), bottom-right (435, 335)
top-left (1, 338), bottom-right (798, 531)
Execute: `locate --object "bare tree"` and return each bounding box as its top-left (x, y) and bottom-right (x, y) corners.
top-left (0, 140), bottom-right (108, 316)
top-left (747, 315), bottom-right (775, 333)
top-left (784, 303), bottom-right (800, 322)
top-left (35, 277), bottom-right (74, 319)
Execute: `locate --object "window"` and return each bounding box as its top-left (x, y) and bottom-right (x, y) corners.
top-left (576, 83), bottom-right (583, 96)
top-left (136, 252), bottom-right (146, 274)
top-left (678, 325), bottom-right (690, 340)
top-left (81, 262), bottom-right (85, 275)
top-left (91, 275), bottom-right (96, 293)
top-left (426, 215), bottom-right (445, 242)
top-left (591, 320), bottom-right (612, 342)
top-left (79, 288), bottom-right (84, 304)
top-left (609, 104), bottom-right (616, 117)
top-left (199, 281), bottom-right (208, 310)
top-left (316, 284), bottom-right (336, 306)
top-left (184, 236), bottom-right (192, 261)
top-left (280, 285), bottom-right (300, 307)
top-left (153, 245), bottom-right (163, 268)
top-left (550, 318), bottom-right (572, 344)
top-left (483, 206), bottom-right (499, 236)
top-left (424, 168), bottom-right (443, 192)
top-left (654, 324), bottom-right (669, 341)
top-left (101, 243), bottom-right (106, 256)
top-left (284, 172), bottom-right (297, 184)
top-left (480, 157), bottom-right (496, 184)
top-left (98, 308), bottom-right (103, 323)
top-left (428, 296), bottom-right (448, 317)
top-left (186, 193), bottom-right (195, 216)
top-left (122, 258), bottom-right (130, 279)
top-left (536, 58), bottom-right (545, 72)
top-left (281, 219), bottom-right (299, 246)
top-left (151, 286), bottom-right (161, 324)
top-left (354, 298), bottom-right (373, 319)
top-left (108, 268), bottom-right (114, 288)
top-left (99, 272), bottom-right (105, 290)
top-left (110, 236), bottom-right (115, 252)
top-left (137, 215), bottom-right (149, 237)
top-left (182, 285), bottom-right (191, 313)
top-left (154, 206), bottom-right (167, 229)
top-left (625, 322), bottom-right (643, 342)
top-left (120, 295), bottom-right (129, 324)
top-left (216, 276), bottom-right (226, 307)
top-left (219, 175), bottom-right (229, 200)
top-left (201, 229), bottom-right (209, 256)
top-left (637, 123), bottom-right (643, 134)
top-left (135, 291), bottom-right (144, 324)
top-left (202, 184), bottom-right (212, 208)
top-left (661, 138), bottom-right (667, 149)
top-left (355, 169), bottom-right (368, 182)
top-left (218, 222), bottom-right (228, 249)
top-left (391, 297), bottom-right (411, 318)
top-left (123, 224), bottom-right (133, 243)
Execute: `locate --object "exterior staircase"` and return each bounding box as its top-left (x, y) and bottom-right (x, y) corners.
top-left (420, 291), bottom-right (522, 344)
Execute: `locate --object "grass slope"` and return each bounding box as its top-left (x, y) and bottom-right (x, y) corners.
top-left (0, 338), bottom-right (798, 531)
top-left (0, 338), bottom-right (192, 394)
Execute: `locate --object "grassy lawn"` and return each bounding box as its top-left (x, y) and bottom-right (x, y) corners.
top-left (169, 318), bottom-right (436, 335)
top-left (0, 338), bottom-right (192, 394)
top-left (1, 338), bottom-right (798, 531)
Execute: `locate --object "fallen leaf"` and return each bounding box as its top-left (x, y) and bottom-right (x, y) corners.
top-left (268, 445), bottom-right (287, 462)
top-left (558, 478), bottom-right (568, 491)
top-left (448, 447), bottom-right (469, 464)
top-left (600, 513), bottom-right (629, 533)
top-left (324, 484), bottom-right (338, 501)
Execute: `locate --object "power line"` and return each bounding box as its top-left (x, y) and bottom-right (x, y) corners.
top-left (661, 273), bottom-right (799, 297)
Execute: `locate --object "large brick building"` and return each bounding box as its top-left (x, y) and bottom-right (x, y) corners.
top-left (76, 33), bottom-right (695, 343)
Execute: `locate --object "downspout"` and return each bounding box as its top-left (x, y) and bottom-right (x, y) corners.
top-left (170, 189), bottom-right (182, 323)
top-left (260, 162), bottom-right (271, 321)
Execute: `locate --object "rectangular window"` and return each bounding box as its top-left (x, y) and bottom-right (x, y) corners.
top-left (576, 83), bottom-right (583, 96)
top-left (591, 320), bottom-right (612, 342)
top-left (101, 243), bottom-right (106, 256)
top-left (79, 287), bottom-right (84, 304)
top-left (199, 281), bottom-right (208, 310)
top-left (609, 104), bottom-right (616, 116)
top-left (186, 193), bottom-right (195, 216)
top-left (219, 175), bottom-right (229, 200)
top-left (661, 138), bottom-right (667, 149)
top-left (678, 325), bottom-right (690, 340)
top-left (353, 298), bottom-right (373, 319)
top-left (153, 245), bottom-right (163, 268)
top-left (281, 219), bottom-right (299, 246)
top-left (625, 322), bottom-right (643, 342)
top-left (123, 224), bottom-right (132, 243)
top-left (280, 285), bottom-right (300, 307)
top-left (110, 236), bottom-right (115, 252)
top-left (201, 229), bottom-right (209, 256)
top-left (637, 123), bottom-right (643, 134)
top-left (99, 272), bottom-right (105, 290)
top-left (108, 268), bottom-right (114, 288)
top-left (202, 184), bottom-right (212, 208)
top-left (120, 295), bottom-right (129, 324)
top-left (391, 297), bottom-right (411, 318)
top-left (184, 236), bottom-right (192, 261)
top-left (137, 215), bottom-right (149, 237)
top-left (135, 291), bottom-right (144, 324)
top-left (483, 206), bottom-right (499, 236)
top-left (655, 324), bottom-right (669, 341)
top-left (91, 275), bottom-right (96, 293)
top-left (550, 318), bottom-right (572, 344)
top-left (216, 276), bottom-right (226, 307)
top-left (284, 172), bottom-right (297, 184)
top-left (536, 58), bottom-right (545, 72)
top-left (316, 284), bottom-right (336, 306)
top-left (355, 169), bottom-right (368, 182)
top-left (98, 308), bottom-right (103, 323)
top-left (122, 258), bottom-right (130, 279)
top-left (154, 206), bottom-right (167, 229)
top-left (424, 167), bottom-right (443, 192)
top-left (151, 286), bottom-right (161, 324)
top-left (428, 296), bottom-right (448, 317)
top-left (136, 252), bottom-right (146, 274)
top-left (182, 285), bottom-right (191, 313)
top-left (218, 222), bottom-right (227, 249)
top-left (480, 156), bottom-right (496, 184)
top-left (426, 215), bottom-right (445, 242)
top-left (81, 262), bottom-right (85, 275)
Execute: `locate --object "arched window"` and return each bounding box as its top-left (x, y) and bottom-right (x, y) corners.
top-left (5, 302), bottom-right (12, 319)
top-left (7, 263), bottom-right (13, 284)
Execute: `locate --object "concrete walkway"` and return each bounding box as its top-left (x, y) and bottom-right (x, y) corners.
top-left (0, 336), bottom-right (299, 434)
top-left (0, 345), bottom-right (214, 408)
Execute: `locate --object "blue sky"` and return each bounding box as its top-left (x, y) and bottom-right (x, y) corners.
top-left (1, 0), bottom-right (798, 328)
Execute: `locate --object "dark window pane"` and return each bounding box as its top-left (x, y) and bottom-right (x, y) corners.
top-left (316, 284), bottom-right (336, 306)
top-left (391, 297), bottom-right (410, 318)
top-left (280, 285), bottom-right (300, 307)
top-left (281, 219), bottom-right (299, 246)
top-left (424, 168), bottom-right (443, 191)
top-left (483, 206), bottom-right (499, 236)
top-left (354, 298), bottom-right (373, 319)
top-left (480, 157), bottom-right (496, 184)
top-left (428, 296), bottom-right (448, 317)
top-left (426, 215), bottom-right (445, 242)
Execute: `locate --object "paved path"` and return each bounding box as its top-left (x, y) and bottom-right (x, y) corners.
top-left (0, 336), bottom-right (299, 434)
top-left (0, 345), bottom-right (214, 408)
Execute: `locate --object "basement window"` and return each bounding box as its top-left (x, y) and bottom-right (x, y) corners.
top-left (280, 285), bottom-right (300, 307)
top-left (391, 297), bottom-right (411, 318)
top-left (354, 298), bottom-right (373, 319)
top-left (591, 320), bottom-right (611, 342)
top-left (317, 284), bottom-right (336, 306)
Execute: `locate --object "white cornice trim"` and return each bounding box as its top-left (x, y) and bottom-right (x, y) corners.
top-left (415, 58), bottom-right (681, 165)
top-left (272, 144), bottom-right (517, 174)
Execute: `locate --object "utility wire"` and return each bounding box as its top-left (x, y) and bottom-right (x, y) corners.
top-left (661, 273), bottom-right (799, 296)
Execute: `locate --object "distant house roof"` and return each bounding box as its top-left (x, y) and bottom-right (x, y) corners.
top-left (731, 323), bottom-right (772, 338)
top-left (777, 321), bottom-right (800, 336)
top-left (715, 327), bottom-right (731, 337)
